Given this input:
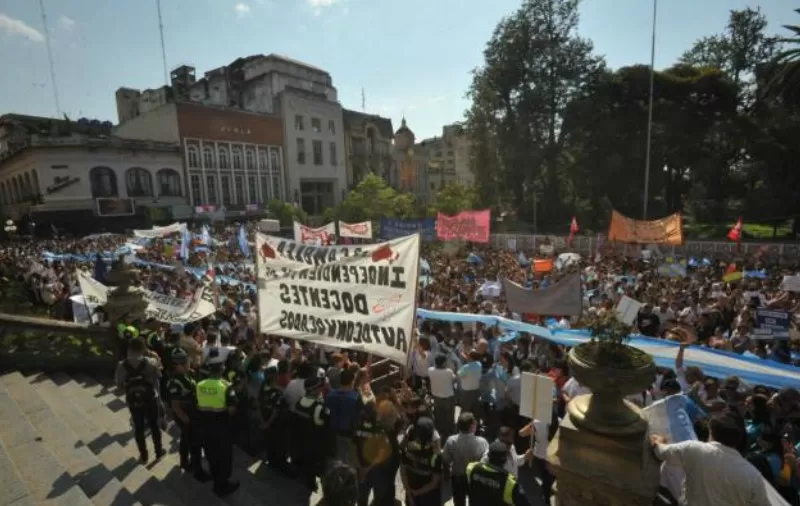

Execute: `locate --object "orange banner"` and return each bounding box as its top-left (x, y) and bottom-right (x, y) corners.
top-left (607, 210), bottom-right (683, 245)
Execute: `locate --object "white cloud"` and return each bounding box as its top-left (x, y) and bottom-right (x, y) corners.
top-left (234, 2), bottom-right (251, 17)
top-left (59, 16), bottom-right (76, 31)
top-left (308, 0), bottom-right (340, 16)
top-left (0, 13), bottom-right (44, 42)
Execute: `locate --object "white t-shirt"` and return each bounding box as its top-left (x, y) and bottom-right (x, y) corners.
top-left (531, 419), bottom-right (550, 459)
top-left (283, 378), bottom-right (306, 412)
top-left (428, 367), bottom-right (455, 398)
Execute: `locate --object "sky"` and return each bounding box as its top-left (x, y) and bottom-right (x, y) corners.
top-left (0, 0), bottom-right (795, 140)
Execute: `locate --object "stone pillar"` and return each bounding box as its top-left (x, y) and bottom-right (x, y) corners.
top-left (547, 412), bottom-right (660, 506)
top-left (105, 258), bottom-right (147, 336)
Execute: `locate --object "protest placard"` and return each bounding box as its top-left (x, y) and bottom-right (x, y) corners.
top-left (753, 308), bottom-right (791, 339)
top-left (781, 275), bottom-right (800, 292)
top-left (519, 372), bottom-right (555, 422)
top-left (338, 221), bottom-right (373, 239)
top-left (256, 232), bottom-right (421, 363)
top-left (293, 222), bottom-right (336, 245)
top-left (380, 217), bottom-right (436, 241)
top-left (615, 295), bottom-right (644, 326)
top-left (435, 210), bottom-right (491, 243)
top-left (77, 271), bottom-right (215, 324)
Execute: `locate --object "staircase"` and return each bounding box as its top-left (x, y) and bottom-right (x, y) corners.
top-left (0, 370), bottom-right (324, 506)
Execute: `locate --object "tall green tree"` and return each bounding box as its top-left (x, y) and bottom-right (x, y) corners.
top-left (323, 173), bottom-right (416, 223)
top-left (466, 0), bottom-right (605, 227)
top-left (426, 182), bottom-right (479, 216)
top-left (764, 9), bottom-right (800, 105)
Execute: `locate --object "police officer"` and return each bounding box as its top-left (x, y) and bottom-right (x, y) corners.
top-left (258, 366), bottom-right (291, 475)
top-left (353, 401), bottom-right (394, 506)
top-left (195, 348), bottom-right (240, 497)
top-left (114, 337), bottom-right (164, 464)
top-left (166, 347), bottom-right (210, 482)
top-left (399, 416), bottom-right (443, 506)
top-left (294, 375), bottom-right (332, 492)
top-left (116, 315), bottom-right (139, 361)
top-left (465, 441), bottom-right (526, 506)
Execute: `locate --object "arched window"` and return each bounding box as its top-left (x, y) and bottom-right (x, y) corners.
top-left (232, 147), bottom-right (243, 169)
top-left (245, 149), bottom-right (255, 170)
top-left (218, 146), bottom-right (230, 169)
top-left (23, 173), bottom-right (32, 199)
top-left (187, 145), bottom-right (200, 168)
top-left (9, 179), bottom-right (17, 203)
top-left (31, 170), bottom-right (40, 196)
top-left (0, 182), bottom-right (6, 205)
top-left (90, 167), bottom-right (118, 198)
top-left (15, 176), bottom-right (23, 200)
top-left (203, 146), bottom-right (214, 168)
top-left (126, 167), bottom-right (153, 197)
top-left (270, 149), bottom-right (280, 172)
top-left (157, 169), bottom-right (181, 197)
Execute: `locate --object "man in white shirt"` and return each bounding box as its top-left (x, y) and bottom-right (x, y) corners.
top-left (482, 426), bottom-right (531, 478)
top-left (519, 418), bottom-right (554, 503)
top-left (650, 413), bottom-right (770, 506)
top-left (429, 354), bottom-right (456, 439)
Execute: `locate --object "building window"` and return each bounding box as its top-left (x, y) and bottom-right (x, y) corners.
top-left (311, 118), bottom-right (321, 133)
top-left (234, 176), bottom-right (244, 204)
top-left (221, 175), bottom-right (232, 206)
top-left (248, 175), bottom-right (257, 203)
top-left (260, 176), bottom-right (271, 202)
top-left (329, 142), bottom-right (337, 166)
top-left (232, 147), bottom-right (243, 169)
top-left (328, 120), bottom-right (335, 134)
top-left (190, 174), bottom-right (202, 204)
top-left (187, 145), bottom-right (200, 167)
top-left (245, 149), bottom-right (256, 170)
top-left (31, 170), bottom-right (40, 196)
top-left (206, 175), bottom-right (218, 205)
top-left (90, 167), bottom-right (118, 198)
top-left (300, 181), bottom-right (334, 215)
top-left (297, 138), bottom-right (306, 164)
top-left (313, 140), bottom-right (323, 165)
top-left (270, 149), bottom-right (280, 172)
top-left (22, 173), bottom-right (32, 199)
top-left (218, 146), bottom-right (230, 169)
top-left (125, 167), bottom-right (153, 197)
top-left (157, 169), bottom-right (181, 197)
top-left (295, 115), bottom-right (304, 131)
top-left (259, 148), bottom-right (269, 170)
top-left (203, 146), bottom-right (214, 168)
top-left (272, 174), bottom-right (282, 201)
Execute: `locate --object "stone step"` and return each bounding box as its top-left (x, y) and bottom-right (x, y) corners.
top-left (13, 373), bottom-right (142, 506)
top-left (79, 373), bottom-right (306, 505)
top-left (0, 372), bottom-right (94, 506)
top-left (64, 372), bottom-right (265, 506)
top-left (43, 372), bottom-right (194, 506)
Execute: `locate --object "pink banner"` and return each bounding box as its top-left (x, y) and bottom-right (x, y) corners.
top-left (436, 210), bottom-right (491, 243)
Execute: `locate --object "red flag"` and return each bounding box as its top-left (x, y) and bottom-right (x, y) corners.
top-left (567, 217), bottom-right (579, 248)
top-left (725, 262), bottom-right (737, 275)
top-left (727, 218), bottom-right (742, 243)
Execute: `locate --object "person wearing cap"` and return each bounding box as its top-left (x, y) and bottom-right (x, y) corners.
top-left (400, 416), bottom-right (443, 506)
top-left (195, 347), bottom-right (240, 497)
top-left (166, 346), bottom-right (209, 482)
top-left (466, 440), bottom-right (526, 506)
top-left (294, 375), bottom-right (332, 492)
top-left (259, 366), bottom-right (291, 475)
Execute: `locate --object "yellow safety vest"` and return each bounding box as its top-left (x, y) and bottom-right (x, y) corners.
top-left (466, 461), bottom-right (517, 505)
top-left (196, 378), bottom-right (230, 412)
top-left (117, 323), bottom-right (127, 339)
top-left (124, 326), bottom-right (139, 339)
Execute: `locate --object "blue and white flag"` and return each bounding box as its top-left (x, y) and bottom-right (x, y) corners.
top-left (180, 226), bottom-right (190, 260)
top-left (238, 225), bottom-right (250, 257)
top-left (201, 225), bottom-right (211, 246)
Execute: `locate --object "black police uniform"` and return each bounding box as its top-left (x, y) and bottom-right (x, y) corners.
top-left (400, 419), bottom-right (443, 506)
top-left (166, 363), bottom-right (204, 474)
top-left (353, 411), bottom-right (394, 506)
top-left (121, 358), bottom-right (164, 462)
top-left (293, 377), bottom-right (332, 491)
top-left (465, 452), bottom-right (526, 506)
top-left (258, 378), bottom-right (290, 472)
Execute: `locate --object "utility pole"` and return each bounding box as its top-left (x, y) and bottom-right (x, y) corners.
top-left (38, 0), bottom-right (61, 116)
top-left (361, 88), bottom-right (366, 112)
top-left (156, 0), bottom-right (169, 86)
top-left (643, 0), bottom-right (658, 220)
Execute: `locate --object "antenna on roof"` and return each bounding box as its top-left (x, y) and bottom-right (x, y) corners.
top-left (156, 0), bottom-right (169, 86)
top-left (361, 87), bottom-right (366, 112)
top-left (38, 0), bottom-right (61, 116)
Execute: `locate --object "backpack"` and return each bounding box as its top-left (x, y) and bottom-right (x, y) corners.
top-left (124, 360), bottom-right (155, 408)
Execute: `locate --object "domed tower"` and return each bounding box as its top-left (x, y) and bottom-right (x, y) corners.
top-left (394, 117), bottom-right (415, 152)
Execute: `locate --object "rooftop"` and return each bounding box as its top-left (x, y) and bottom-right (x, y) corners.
top-left (342, 109), bottom-right (394, 139)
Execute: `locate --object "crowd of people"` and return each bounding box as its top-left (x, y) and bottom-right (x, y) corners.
top-left (1, 223), bottom-right (800, 506)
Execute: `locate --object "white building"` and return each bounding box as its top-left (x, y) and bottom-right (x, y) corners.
top-left (0, 114), bottom-right (187, 231)
top-left (115, 54), bottom-right (347, 215)
top-left (415, 123), bottom-right (474, 193)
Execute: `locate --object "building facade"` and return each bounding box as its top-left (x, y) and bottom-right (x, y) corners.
top-left (114, 102), bottom-right (285, 213)
top-left (392, 118), bottom-right (429, 199)
top-left (115, 54), bottom-right (348, 216)
top-left (415, 123), bottom-right (474, 193)
top-left (0, 114), bottom-right (185, 231)
top-left (342, 109), bottom-right (393, 188)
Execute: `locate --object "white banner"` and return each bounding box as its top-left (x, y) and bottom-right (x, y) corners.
top-left (293, 221), bottom-right (336, 245)
top-left (133, 222), bottom-right (187, 239)
top-left (256, 232), bottom-right (421, 363)
top-left (77, 271), bottom-right (216, 325)
top-left (338, 221), bottom-right (373, 239)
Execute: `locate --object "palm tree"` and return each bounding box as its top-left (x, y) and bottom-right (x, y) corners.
top-left (764, 9), bottom-right (800, 102)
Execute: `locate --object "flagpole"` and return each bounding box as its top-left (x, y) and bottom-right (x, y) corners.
top-left (643, 0), bottom-right (658, 220)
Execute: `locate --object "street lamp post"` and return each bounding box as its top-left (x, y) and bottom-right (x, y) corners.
top-left (643, 0), bottom-right (658, 220)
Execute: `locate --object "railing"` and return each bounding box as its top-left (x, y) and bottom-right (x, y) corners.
top-left (490, 233), bottom-right (800, 259)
